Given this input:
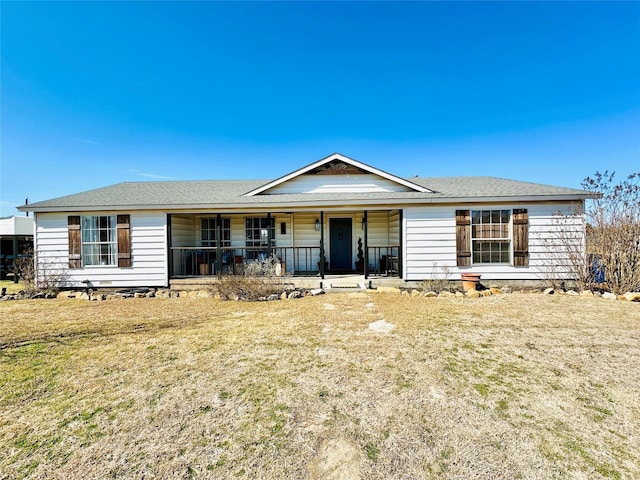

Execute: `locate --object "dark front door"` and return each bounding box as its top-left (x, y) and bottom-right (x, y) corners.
top-left (329, 218), bottom-right (352, 271)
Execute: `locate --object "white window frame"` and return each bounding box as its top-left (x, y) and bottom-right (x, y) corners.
top-left (245, 217), bottom-right (275, 260)
top-left (471, 209), bottom-right (512, 265)
top-left (81, 215), bottom-right (117, 266)
top-left (201, 218), bottom-right (231, 247)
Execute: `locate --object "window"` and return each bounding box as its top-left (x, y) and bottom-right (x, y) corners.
top-left (245, 217), bottom-right (275, 259)
top-left (81, 215), bottom-right (117, 266)
top-left (471, 210), bottom-right (511, 264)
top-left (201, 218), bottom-right (231, 247)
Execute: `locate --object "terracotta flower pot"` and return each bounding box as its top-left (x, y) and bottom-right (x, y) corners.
top-left (461, 273), bottom-right (482, 291)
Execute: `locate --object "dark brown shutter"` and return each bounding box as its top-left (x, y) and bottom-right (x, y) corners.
top-left (68, 216), bottom-right (81, 269)
top-left (513, 209), bottom-right (529, 267)
top-left (117, 214), bottom-right (131, 268)
top-left (455, 210), bottom-right (471, 267)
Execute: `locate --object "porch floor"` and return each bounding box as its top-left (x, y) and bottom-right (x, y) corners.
top-left (169, 274), bottom-right (407, 291)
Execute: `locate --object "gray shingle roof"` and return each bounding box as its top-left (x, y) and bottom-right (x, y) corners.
top-left (20, 176), bottom-right (591, 212)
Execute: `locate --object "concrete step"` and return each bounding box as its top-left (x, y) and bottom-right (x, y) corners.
top-left (328, 282), bottom-right (365, 290)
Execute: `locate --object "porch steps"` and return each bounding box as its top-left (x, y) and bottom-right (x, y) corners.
top-left (327, 281), bottom-right (365, 290)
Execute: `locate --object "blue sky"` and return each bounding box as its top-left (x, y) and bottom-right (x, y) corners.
top-left (1, 1), bottom-right (639, 217)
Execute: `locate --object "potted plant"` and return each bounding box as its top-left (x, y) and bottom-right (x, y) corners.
top-left (460, 272), bottom-right (482, 291)
top-left (355, 237), bottom-right (364, 273)
top-left (317, 244), bottom-right (328, 274)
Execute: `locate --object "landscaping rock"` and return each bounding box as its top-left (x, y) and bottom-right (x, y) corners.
top-left (580, 290), bottom-right (594, 296)
top-left (544, 288), bottom-right (555, 295)
top-left (267, 294), bottom-right (280, 301)
top-left (410, 289), bottom-right (421, 297)
top-left (280, 292), bottom-right (288, 300)
top-left (309, 288), bottom-right (325, 296)
top-left (565, 290), bottom-right (578, 296)
top-left (288, 290), bottom-right (303, 300)
top-left (490, 287), bottom-right (501, 295)
top-left (602, 292), bottom-right (617, 301)
top-left (438, 291), bottom-right (454, 298)
top-left (481, 290), bottom-right (492, 297)
top-left (465, 289), bottom-right (481, 298)
top-left (501, 286), bottom-right (512, 294)
top-left (625, 292), bottom-right (640, 302)
top-left (368, 319), bottom-right (395, 333)
top-left (423, 291), bottom-right (437, 298)
top-left (376, 286), bottom-right (401, 294)
top-left (455, 291), bottom-right (465, 297)
top-left (401, 290), bottom-right (410, 297)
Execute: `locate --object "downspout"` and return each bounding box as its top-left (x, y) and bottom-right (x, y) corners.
top-left (166, 214), bottom-right (172, 287)
top-left (319, 211), bottom-right (325, 279)
top-left (398, 209), bottom-right (403, 279)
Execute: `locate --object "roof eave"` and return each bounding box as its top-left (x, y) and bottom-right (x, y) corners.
top-left (19, 193), bottom-right (592, 213)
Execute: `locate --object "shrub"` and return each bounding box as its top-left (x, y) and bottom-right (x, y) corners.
top-left (216, 254), bottom-right (288, 301)
top-left (13, 247), bottom-right (69, 297)
top-left (420, 263), bottom-right (452, 293)
top-left (583, 171), bottom-right (640, 294)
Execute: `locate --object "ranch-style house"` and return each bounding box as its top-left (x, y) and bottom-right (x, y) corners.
top-left (18, 153), bottom-right (593, 288)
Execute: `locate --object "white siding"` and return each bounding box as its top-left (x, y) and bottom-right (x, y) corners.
top-left (274, 214), bottom-right (292, 247)
top-left (267, 174), bottom-right (413, 194)
top-left (171, 215), bottom-right (195, 247)
top-left (404, 203), bottom-right (585, 282)
top-left (36, 212), bottom-right (167, 288)
top-left (367, 211), bottom-right (389, 246)
top-left (389, 210), bottom-right (400, 246)
top-left (292, 213), bottom-right (323, 270)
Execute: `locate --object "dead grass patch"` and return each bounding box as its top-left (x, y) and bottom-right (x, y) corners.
top-left (1, 294), bottom-right (639, 479)
top-left (0, 279), bottom-right (25, 295)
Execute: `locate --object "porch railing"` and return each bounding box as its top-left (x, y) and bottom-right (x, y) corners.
top-left (367, 245), bottom-right (400, 277)
top-left (170, 246), bottom-right (322, 277)
top-left (170, 245), bottom-right (400, 278)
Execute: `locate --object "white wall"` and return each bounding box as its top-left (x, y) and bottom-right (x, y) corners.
top-left (0, 216), bottom-right (35, 236)
top-left (35, 211), bottom-right (167, 288)
top-left (404, 203), bottom-right (585, 282)
top-left (267, 174), bottom-right (413, 194)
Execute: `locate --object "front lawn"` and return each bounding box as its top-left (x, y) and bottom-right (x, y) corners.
top-left (1, 293), bottom-right (638, 479)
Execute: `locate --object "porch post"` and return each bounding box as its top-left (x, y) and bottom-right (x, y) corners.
top-left (166, 214), bottom-right (173, 285)
top-left (216, 214), bottom-right (222, 275)
top-left (266, 213), bottom-right (272, 258)
top-left (319, 211), bottom-right (325, 279)
top-left (398, 209), bottom-right (403, 279)
top-left (13, 236), bottom-right (19, 284)
top-left (363, 210), bottom-right (368, 279)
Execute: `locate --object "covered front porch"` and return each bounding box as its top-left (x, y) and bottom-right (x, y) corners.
top-left (167, 210), bottom-right (402, 279)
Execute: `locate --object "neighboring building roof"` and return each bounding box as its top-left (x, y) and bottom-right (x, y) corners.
top-left (0, 216), bottom-right (35, 235)
top-left (18, 176), bottom-right (592, 213)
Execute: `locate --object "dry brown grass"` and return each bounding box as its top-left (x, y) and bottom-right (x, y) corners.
top-left (0, 280), bottom-right (25, 295)
top-left (1, 293), bottom-right (639, 479)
